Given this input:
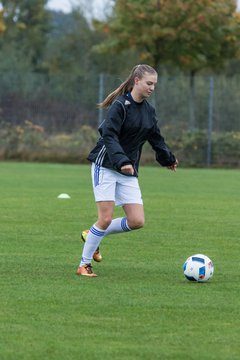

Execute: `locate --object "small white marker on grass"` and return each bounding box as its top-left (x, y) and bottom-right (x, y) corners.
top-left (57, 193), bottom-right (71, 199)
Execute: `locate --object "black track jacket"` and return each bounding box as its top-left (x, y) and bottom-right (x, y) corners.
top-left (87, 93), bottom-right (176, 177)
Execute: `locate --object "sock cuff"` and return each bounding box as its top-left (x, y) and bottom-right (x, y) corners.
top-left (90, 225), bottom-right (105, 237)
top-left (121, 217), bottom-right (131, 232)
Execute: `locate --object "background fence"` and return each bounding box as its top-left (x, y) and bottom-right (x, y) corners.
top-left (0, 72), bottom-right (239, 167)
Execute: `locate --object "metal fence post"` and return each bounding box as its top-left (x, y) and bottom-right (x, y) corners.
top-left (207, 76), bottom-right (214, 167)
top-left (98, 73), bottom-right (104, 126)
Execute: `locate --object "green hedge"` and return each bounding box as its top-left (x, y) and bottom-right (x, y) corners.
top-left (0, 122), bottom-right (239, 168)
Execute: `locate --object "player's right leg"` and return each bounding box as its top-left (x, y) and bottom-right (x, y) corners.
top-left (81, 229), bottom-right (102, 262)
top-left (77, 201), bottom-right (114, 276)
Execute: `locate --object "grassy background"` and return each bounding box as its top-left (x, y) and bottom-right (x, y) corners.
top-left (0, 162), bottom-right (240, 360)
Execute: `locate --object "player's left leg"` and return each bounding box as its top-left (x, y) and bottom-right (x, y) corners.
top-left (102, 173), bottom-right (144, 236)
top-left (122, 203), bottom-right (145, 230)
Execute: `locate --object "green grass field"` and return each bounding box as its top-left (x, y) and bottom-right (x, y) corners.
top-left (1, 162), bottom-right (240, 360)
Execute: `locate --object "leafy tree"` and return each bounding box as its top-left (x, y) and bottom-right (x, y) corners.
top-left (94, 0), bottom-right (240, 70)
top-left (93, 0), bottom-right (240, 129)
top-left (0, 0), bottom-right (50, 71)
top-left (46, 10), bottom-right (94, 75)
top-left (42, 10), bottom-right (97, 104)
top-left (0, 9), bottom-right (6, 33)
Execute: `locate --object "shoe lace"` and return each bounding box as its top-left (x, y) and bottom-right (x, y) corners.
top-left (85, 264), bottom-right (93, 274)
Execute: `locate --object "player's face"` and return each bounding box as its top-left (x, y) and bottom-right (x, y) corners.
top-left (134, 72), bottom-right (158, 99)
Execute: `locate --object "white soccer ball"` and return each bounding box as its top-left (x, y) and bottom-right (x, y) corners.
top-left (183, 254), bottom-right (214, 282)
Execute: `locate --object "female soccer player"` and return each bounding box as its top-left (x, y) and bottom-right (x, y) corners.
top-left (77, 64), bottom-right (178, 277)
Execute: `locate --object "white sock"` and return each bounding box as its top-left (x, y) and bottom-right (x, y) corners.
top-left (80, 224), bottom-right (105, 266)
top-left (105, 217), bottom-right (131, 236)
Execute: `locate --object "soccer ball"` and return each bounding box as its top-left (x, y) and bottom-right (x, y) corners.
top-left (183, 254), bottom-right (214, 282)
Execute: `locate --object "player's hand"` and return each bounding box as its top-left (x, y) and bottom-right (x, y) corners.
top-left (167, 159), bottom-right (178, 172)
top-left (121, 164), bottom-right (134, 175)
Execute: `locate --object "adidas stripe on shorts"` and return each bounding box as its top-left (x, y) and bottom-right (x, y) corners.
top-left (91, 163), bottom-right (143, 206)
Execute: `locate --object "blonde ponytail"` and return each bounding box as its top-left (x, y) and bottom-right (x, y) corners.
top-left (98, 64), bottom-right (157, 108)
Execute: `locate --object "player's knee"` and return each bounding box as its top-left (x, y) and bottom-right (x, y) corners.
top-left (128, 217), bottom-right (145, 230)
top-left (97, 216), bottom-right (112, 230)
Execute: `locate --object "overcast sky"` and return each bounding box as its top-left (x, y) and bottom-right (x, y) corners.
top-left (47, 0), bottom-right (109, 18)
top-left (47, 0), bottom-right (240, 13)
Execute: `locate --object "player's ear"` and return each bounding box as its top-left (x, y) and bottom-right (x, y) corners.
top-left (134, 76), bottom-right (140, 85)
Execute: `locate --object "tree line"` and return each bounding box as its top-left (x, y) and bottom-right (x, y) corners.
top-left (0, 0), bottom-right (240, 133)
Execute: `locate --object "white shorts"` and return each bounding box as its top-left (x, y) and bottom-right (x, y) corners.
top-left (91, 163), bottom-right (143, 206)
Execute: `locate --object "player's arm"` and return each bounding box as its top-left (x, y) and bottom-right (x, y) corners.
top-left (99, 102), bottom-right (132, 172)
top-left (148, 111), bottom-right (178, 168)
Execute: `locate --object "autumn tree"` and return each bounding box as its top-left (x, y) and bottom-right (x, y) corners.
top-left (0, 9), bottom-right (6, 33)
top-left (93, 0), bottom-right (240, 129)
top-left (94, 0), bottom-right (240, 69)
